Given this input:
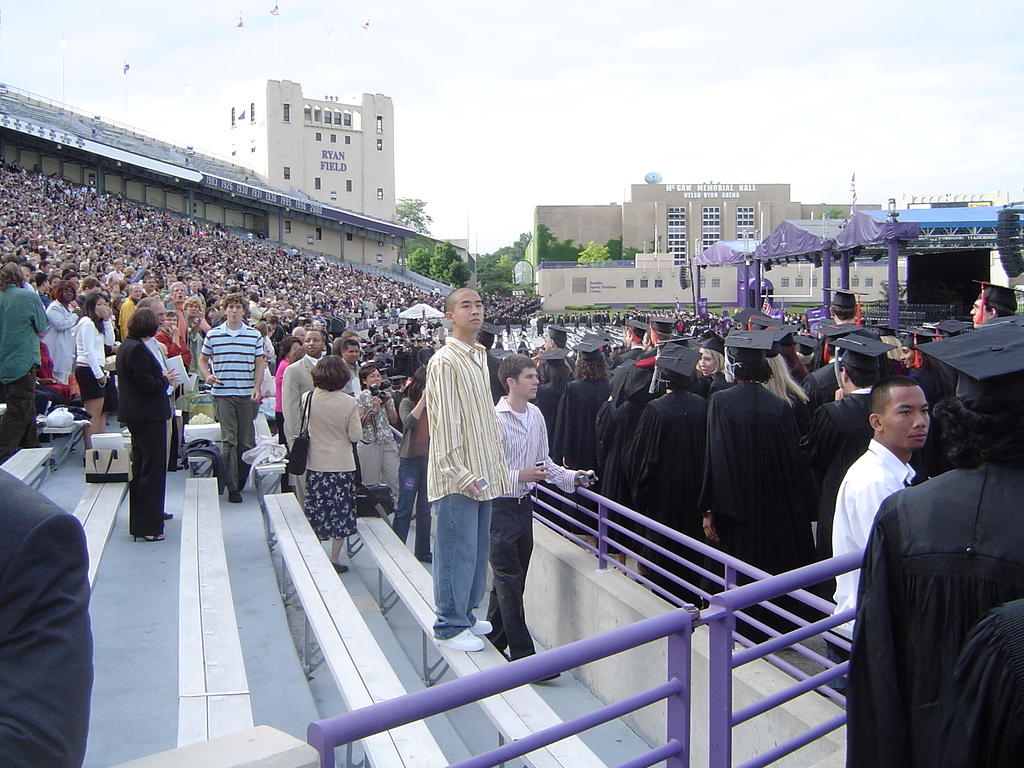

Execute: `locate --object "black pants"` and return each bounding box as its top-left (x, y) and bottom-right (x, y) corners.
top-left (0, 369), bottom-right (40, 464)
top-left (126, 420), bottom-right (168, 537)
top-left (485, 496), bottom-right (536, 660)
top-left (275, 411), bottom-right (290, 492)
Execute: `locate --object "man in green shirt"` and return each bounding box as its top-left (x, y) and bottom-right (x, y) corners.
top-left (0, 263), bottom-right (49, 464)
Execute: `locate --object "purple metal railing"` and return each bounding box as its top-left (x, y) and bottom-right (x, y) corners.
top-left (532, 483), bottom-right (851, 703)
top-left (306, 485), bottom-right (862, 768)
top-left (307, 608), bottom-right (695, 768)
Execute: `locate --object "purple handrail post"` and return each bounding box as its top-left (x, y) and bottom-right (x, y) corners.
top-left (724, 563), bottom-right (736, 591)
top-left (597, 502), bottom-right (609, 570)
top-left (887, 234), bottom-right (900, 331)
top-left (665, 626), bottom-right (692, 767)
top-left (707, 607), bottom-right (735, 768)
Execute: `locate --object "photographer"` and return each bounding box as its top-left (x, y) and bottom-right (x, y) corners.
top-left (355, 362), bottom-right (400, 498)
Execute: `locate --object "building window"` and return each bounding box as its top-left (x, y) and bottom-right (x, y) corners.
top-left (376, 138), bottom-right (383, 151)
top-left (795, 276), bottom-right (804, 287)
top-left (640, 278), bottom-right (649, 288)
top-left (781, 277), bottom-right (790, 288)
top-left (864, 277), bottom-right (873, 287)
top-left (304, 105), bottom-right (312, 121)
top-left (812, 276), bottom-right (819, 287)
top-left (346, 180), bottom-right (353, 192)
top-left (283, 103), bottom-right (291, 122)
top-left (330, 134), bottom-right (337, 143)
top-left (625, 279), bottom-right (635, 289)
top-left (852, 277), bottom-right (860, 287)
top-left (377, 238), bottom-right (385, 247)
top-left (283, 166), bottom-right (291, 180)
top-left (376, 187), bottom-right (384, 200)
top-left (283, 220), bottom-right (291, 234)
top-left (250, 102), bottom-right (255, 123)
top-left (315, 132), bottom-right (322, 141)
top-left (314, 177), bottom-right (321, 190)
top-left (343, 112), bottom-right (352, 127)
top-left (344, 135), bottom-right (351, 145)
top-left (333, 112), bottom-right (341, 125)
top-left (736, 206), bottom-right (755, 238)
top-left (315, 227), bottom-right (323, 241)
top-left (711, 277), bottom-right (721, 288)
top-left (230, 107), bottom-right (236, 127)
top-left (376, 115), bottom-right (384, 133)
top-left (654, 278), bottom-right (663, 288)
top-left (571, 277), bottom-right (587, 294)
top-left (700, 276), bottom-right (707, 288)
top-left (376, 253), bottom-right (384, 264)
top-left (346, 232), bottom-right (353, 241)
top-left (330, 191), bottom-right (337, 201)
top-left (314, 108), bottom-right (321, 122)
top-left (667, 206), bottom-right (688, 265)
top-left (701, 205), bottom-right (721, 248)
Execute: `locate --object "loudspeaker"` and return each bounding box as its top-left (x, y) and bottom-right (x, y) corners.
top-left (996, 209), bottom-right (1024, 278)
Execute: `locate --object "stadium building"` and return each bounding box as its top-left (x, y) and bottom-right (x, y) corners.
top-left (0, 81), bottom-right (425, 275)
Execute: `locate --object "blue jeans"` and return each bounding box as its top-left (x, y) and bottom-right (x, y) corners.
top-left (432, 493), bottom-right (492, 640)
top-left (394, 456), bottom-right (432, 559)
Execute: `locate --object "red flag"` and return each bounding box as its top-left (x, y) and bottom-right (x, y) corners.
top-left (361, 20), bottom-right (370, 30)
top-left (237, 14), bottom-right (244, 27)
top-left (270, 3), bottom-right (279, 15)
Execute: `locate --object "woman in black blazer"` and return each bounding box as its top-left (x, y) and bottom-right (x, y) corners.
top-left (116, 307), bottom-right (179, 541)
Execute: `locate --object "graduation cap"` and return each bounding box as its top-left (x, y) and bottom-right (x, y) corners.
top-left (731, 308), bottom-right (771, 330)
top-left (872, 323), bottom-right (899, 338)
top-left (626, 318), bottom-right (649, 333)
top-left (818, 322), bottom-right (862, 339)
top-left (830, 289), bottom-right (861, 311)
top-left (903, 327), bottom-right (942, 348)
top-left (649, 317), bottom-right (676, 335)
top-left (538, 348), bottom-right (569, 361)
top-left (919, 324), bottom-right (1024, 412)
top-left (478, 321), bottom-right (501, 337)
top-left (697, 331), bottom-right (725, 356)
top-left (975, 281), bottom-right (1018, 318)
top-left (725, 330), bottom-right (776, 367)
top-left (488, 348), bottom-right (515, 361)
top-left (794, 334), bottom-right (820, 353)
top-left (929, 319), bottom-right (974, 337)
top-left (547, 324), bottom-right (569, 347)
top-left (832, 334), bottom-right (894, 371)
top-left (573, 337), bottom-right (607, 361)
top-left (656, 345), bottom-right (700, 377)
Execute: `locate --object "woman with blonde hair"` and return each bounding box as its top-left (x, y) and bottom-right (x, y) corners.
top-left (764, 347), bottom-right (812, 437)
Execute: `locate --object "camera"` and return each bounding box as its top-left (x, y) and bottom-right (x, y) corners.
top-left (580, 470), bottom-right (598, 487)
top-left (368, 384), bottom-right (392, 402)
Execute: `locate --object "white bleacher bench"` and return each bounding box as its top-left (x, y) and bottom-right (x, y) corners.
top-left (355, 517), bottom-right (607, 768)
top-left (178, 477), bottom-right (253, 747)
top-left (72, 481), bottom-right (128, 589)
top-left (264, 493), bottom-right (448, 768)
top-left (39, 417), bottom-right (89, 468)
top-left (1, 447), bottom-right (53, 490)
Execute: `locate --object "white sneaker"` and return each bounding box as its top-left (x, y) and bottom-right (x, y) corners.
top-left (470, 620), bottom-right (492, 636)
top-left (436, 629), bottom-right (485, 652)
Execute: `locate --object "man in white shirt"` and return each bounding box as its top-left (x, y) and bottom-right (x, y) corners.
top-left (830, 375), bottom-right (929, 684)
top-left (488, 353), bottom-right (593, 667)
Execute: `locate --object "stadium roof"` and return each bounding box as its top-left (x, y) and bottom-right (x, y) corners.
top-left (864, 206), bottom-right (1001, 228)
top-left (0, 83), bottom-right (418, 241)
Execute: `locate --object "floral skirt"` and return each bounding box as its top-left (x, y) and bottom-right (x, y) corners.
top-left (304, 469), bottom-right (357, 540)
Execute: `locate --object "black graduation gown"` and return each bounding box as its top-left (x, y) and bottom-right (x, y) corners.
top-left (937, 598), bottom-right (1024, 768)
top-left (609, 350), bottom-right (655, 404)
top-left (909, 360), bottom-right (954, 481)
top-left (486, 351), bottom-right (505, 405)
top-left (687, 372), bottom-right (729, 399)
top-left (534, 383), bottom-right (564, 457)
top-left (610, 346), bottom-right (644, 370)
top-left (847, 464), bottom-right (1024, 768)
top-left (625, 391), bottom-right (708, 601)
top-left (698, 383), bottom-right (817, 576)
top-left (802, 392), bottom-right (872, 558)
top-left (552, 378), bottom-right (610, 471)
top-left (800, 363), bottom-right (838, 413)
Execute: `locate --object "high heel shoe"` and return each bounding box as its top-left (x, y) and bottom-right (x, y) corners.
top-left (133, 535), bottom-right (165, 542)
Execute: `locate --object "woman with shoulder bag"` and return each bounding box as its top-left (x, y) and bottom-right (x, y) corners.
top-left (300, 356), bottom-right (363, 573)
top-left (74, 291), bottom-right (117, 449)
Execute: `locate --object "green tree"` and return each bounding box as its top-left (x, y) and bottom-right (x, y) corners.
top-left (406, 247), bottom-right (432, 276)
top-left (535, 224), bottom-right (580, 262)
top-left (430, 241), bottom-right (467, 285)
top-left (825, 206), bottom-right (848, 220)
top-left (577, 241), bottom-right (611, 265)
top-left (623, 246), bottom-right (640, 260)
top-left (447, 260), bottom-right (470, 288)
top-left (606, 238), bottom-right (623, 260)
top-left (396, 198), bottom-right (433, 234)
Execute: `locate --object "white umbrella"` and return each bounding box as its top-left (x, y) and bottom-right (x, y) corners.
top-left (399, 302), bottom-right (444, 320)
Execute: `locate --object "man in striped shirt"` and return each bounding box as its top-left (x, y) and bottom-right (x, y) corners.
top-left (199, 293), bottom-right (265, 503)
top-left (488, 354), bottom-right (591, 665)
top-left (426, 288), bottom-right (513, 652)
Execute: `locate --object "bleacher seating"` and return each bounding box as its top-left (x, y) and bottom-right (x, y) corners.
top-left (72, 481), bottom-right (128, 589)
top-left (1, 447), bottom-right (53, 489)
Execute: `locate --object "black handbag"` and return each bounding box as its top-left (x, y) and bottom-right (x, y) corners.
top-left (286, 391), bottom-right (312, 475)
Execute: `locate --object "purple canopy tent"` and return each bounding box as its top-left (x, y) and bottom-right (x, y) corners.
top-left (835, 211), bottom-right (921, 330)
top-left (752, 219), bottom-right (843, 310)
top-left (694, 241), bottom-right (757, 308)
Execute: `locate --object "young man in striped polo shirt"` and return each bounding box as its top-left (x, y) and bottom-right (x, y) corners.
top-left (199, 293), bottom-right (265, 503)
top-left (426, 288), bottom-right (512, 652)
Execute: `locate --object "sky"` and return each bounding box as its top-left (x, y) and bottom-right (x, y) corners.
top-left (2, 0), bottom-right (1022, 252)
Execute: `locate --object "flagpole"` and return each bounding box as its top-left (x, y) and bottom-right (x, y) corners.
top-left (273, 7), bottom-right (280, 79)
top-left (59, 33), bottom-right (66, 105)
top-left (123, 67), bottom-right (128, 119)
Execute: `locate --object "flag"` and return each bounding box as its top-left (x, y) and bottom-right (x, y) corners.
top-left (238, 109), bottom-right (246, 121)
top-left (849, 172), bottom-right (857, 215)
top-left (361, 20), bottom-right (370, 30)
top-left (270, 3), bottom-right (279, 14)
top-left (123, 63), bottom-right (130, 74)
top-left (237, 14), bottom-right (244, 27)
top-left (761, 296), bottom-right (773, 314)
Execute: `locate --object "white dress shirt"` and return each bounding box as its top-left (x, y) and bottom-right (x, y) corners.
top-left (832, 440), bottom-right (915, 637)
top-left (494, 397), bottom-right (577, 499)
